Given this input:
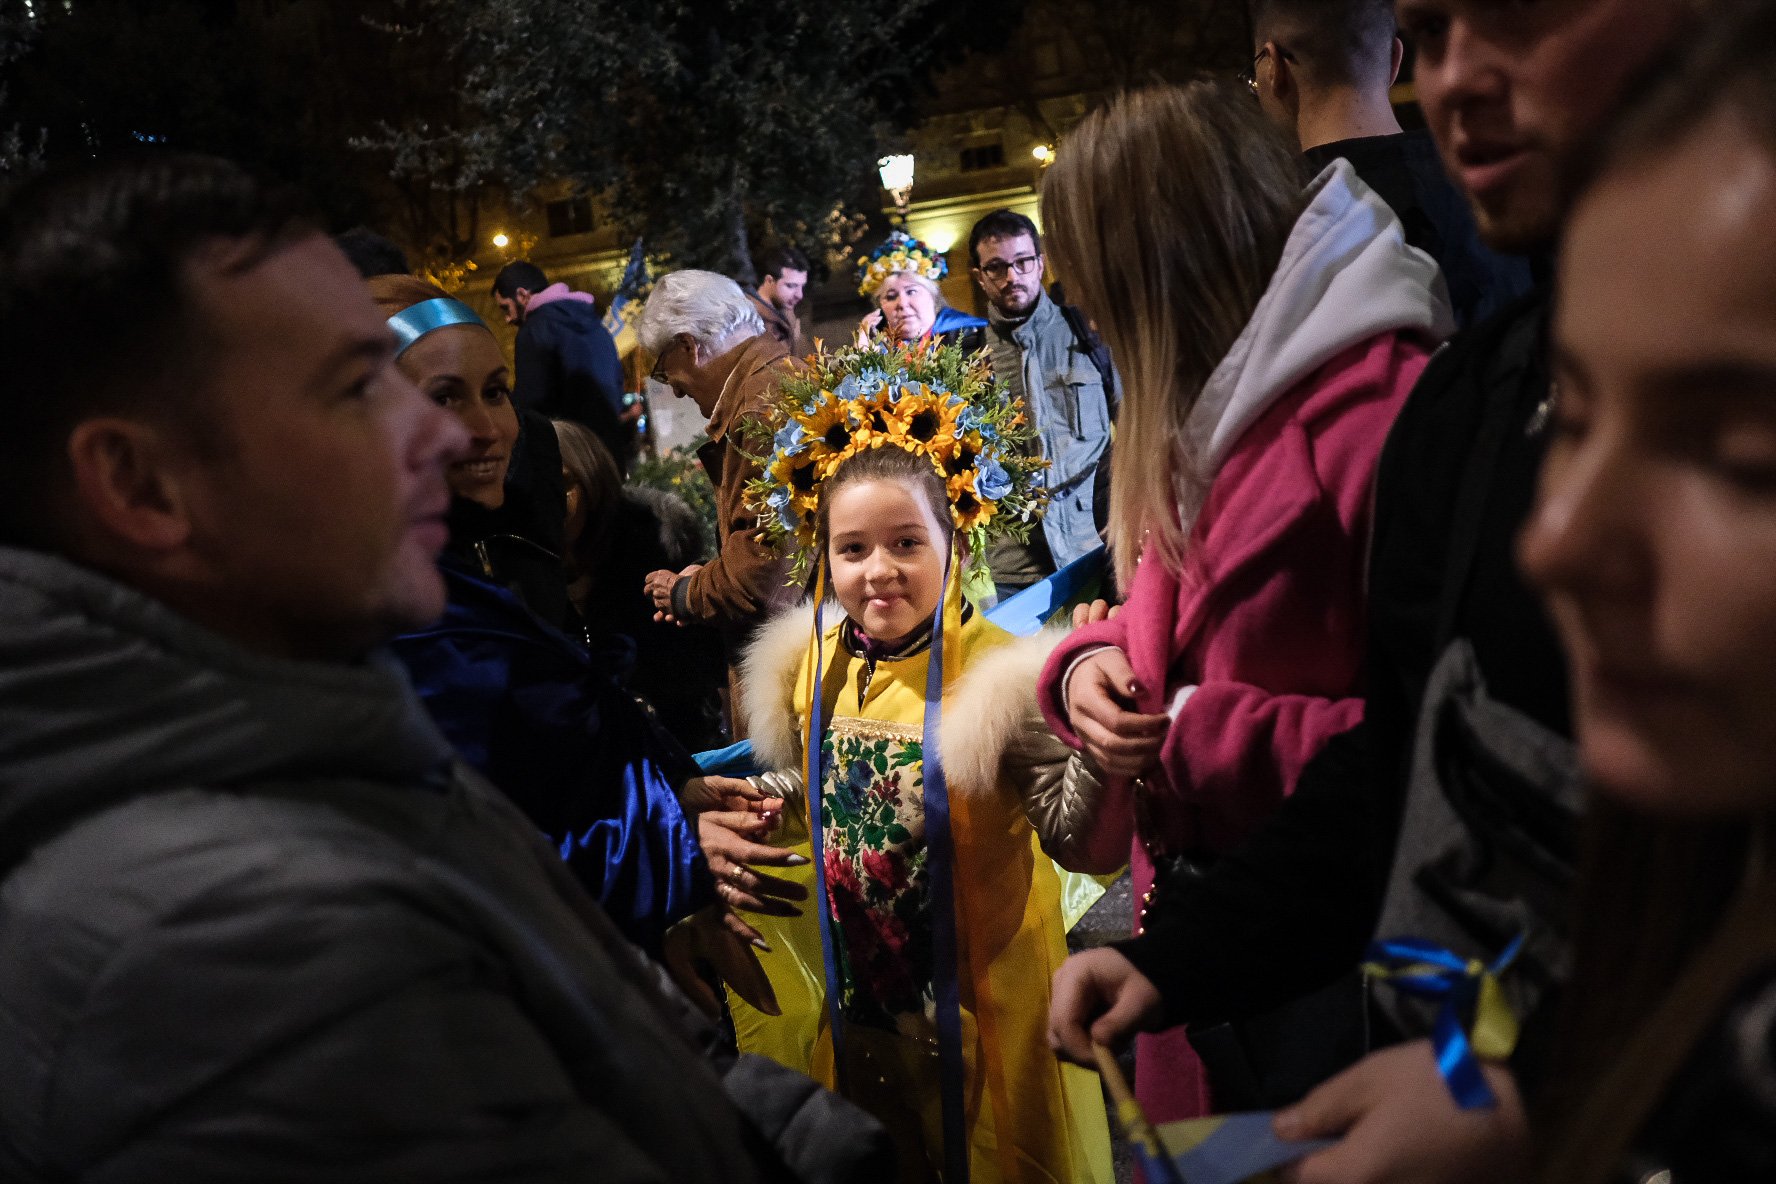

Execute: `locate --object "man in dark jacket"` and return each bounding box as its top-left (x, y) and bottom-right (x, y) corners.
top-left (1250, 0), bottom-right (1530, 328)
top-left (0, 154), bottom-right (885, 1184)
top-left (493, 260), bottom-right (637, 470)
top-left (744, 243), bottom-right (809, 357)
top-left (1051, 2), bottom-right (1691, 1180)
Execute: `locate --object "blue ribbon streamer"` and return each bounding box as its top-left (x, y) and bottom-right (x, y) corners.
top-left (804, 587), bottom-right (850, 1089)
top-left (921, 548), bottom-right (970, 1184)
top-left (387, 297), bottom-right (486, 355)
top-left (1364, 933), bottom-right (1525, 1110)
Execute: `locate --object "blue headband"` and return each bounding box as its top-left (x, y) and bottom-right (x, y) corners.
top-left (387, 297), bottom-right (486, 355)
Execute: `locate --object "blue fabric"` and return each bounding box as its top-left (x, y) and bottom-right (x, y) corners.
top-left (391, 562), bottom-right (713, 956)
top-left (920, 553), bottom-right (970, 1184)
top-left (985, 545), bottom-right (1107, 637)
top-left (932, 305), bottom-right (988, 336)
top-left (693, 741), bottom-right (760, 777)
top-left (387, 297), bottom-right (486, 355)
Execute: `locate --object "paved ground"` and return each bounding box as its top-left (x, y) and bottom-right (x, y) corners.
top-left (1067, 873), bottom-right (1138, 1184)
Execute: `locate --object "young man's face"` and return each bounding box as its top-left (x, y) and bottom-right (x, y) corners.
top-left (173, 236), bottom-right (468, 659)
top-left (493, 290), bottom-right (527, 325)
top-left (1400, 0), bottom-right (1688, 253)
top-left (759, 267), bottom-right (806, 310)
top-left (971, 232), bottom-right (1043, 318)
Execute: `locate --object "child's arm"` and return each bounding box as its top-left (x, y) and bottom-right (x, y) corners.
top-left (1005, 732), bottom-right (1133, 875)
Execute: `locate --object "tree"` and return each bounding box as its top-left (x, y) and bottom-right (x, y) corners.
top-left (370, 0), bottom-right (1025, 280)
top-left (0, 0), bottom-right (42, 190)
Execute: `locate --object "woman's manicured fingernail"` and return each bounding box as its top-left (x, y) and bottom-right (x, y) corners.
top-left (784, 854), bottom-right (810, 866)
top-left (751, 938), bottom-right (772, 952)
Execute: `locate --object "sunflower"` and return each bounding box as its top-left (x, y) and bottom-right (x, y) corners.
top-left (846, 387), bottom-right (901, 451)
top-left (941, 431), bottom-right (984, 478)
top-left (950, 485), bottom-right (997, 532)
top-left (885, 387), bottom-right (960, 458)
top-left (768, 449), bottom-right (824, 515)
top-left (797, 397), bottom-right (859, 474)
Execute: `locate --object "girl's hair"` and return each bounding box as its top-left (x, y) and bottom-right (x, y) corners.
top-left (1537, 10), bottom-right (1776, 1181)
top-left (553, 418), bottom-right (622, 554)
top-left (1041, 81), bottom-right (1303, 587)
top-left (815, 446), bottom-right (955, 558)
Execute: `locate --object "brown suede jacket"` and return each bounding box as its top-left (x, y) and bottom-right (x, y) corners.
top-left (671, 333), bottom-right (801, 726)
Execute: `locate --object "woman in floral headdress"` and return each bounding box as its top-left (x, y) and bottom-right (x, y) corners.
top-left (855, 229), bottom-right (986, 349)
top-left (703, 339), bottom-right (1113, 1183)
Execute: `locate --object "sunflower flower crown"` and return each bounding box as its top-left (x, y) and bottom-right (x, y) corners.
top-left (745, 339), bottom-right (1049, 586)
top-left (855, 229), bottom-right (949, 298)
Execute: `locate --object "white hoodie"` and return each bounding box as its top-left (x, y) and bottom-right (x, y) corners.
top-left (1182, 158), bottom-right (1456, 518)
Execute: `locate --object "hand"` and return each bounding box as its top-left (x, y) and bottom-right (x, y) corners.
top-left (1047, 947), bottom-right (1165, 1066)
top-left (1065, 648), bottom-right (1169, 778)
top-left (1274, 1041), bottom-right (1529, 1184)
top-left (856, 309), bottom-right (884, 347)
top-left (644, 564), bottom-right (702, 626)
top-left (681, 774), bottom-right (771, 816)
top-left (660, 905), bottom-right (782, 1018)
top-left (698, 809), bottom-right (809, 948)
top-left (1070, 598), bottom-right (1121, 628)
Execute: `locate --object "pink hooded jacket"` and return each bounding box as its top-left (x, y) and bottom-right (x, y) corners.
top-left (1038, 159), bottom-right (1454, 1122)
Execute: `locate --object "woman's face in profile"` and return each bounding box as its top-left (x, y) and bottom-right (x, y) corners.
top-left (398, 324), bottom-right (517, 509)
top-left (877, 272), bottom-right (937, 343)
top-left (1521, 112), bottom-right (1776, 814)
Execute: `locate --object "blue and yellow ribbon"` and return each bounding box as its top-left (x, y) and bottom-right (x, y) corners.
top-left (1363, 934), bottom-right (1524, 1109)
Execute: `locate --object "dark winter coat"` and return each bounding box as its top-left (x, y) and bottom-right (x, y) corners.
top-left (0, 546), bottom-right (891, 1183)
top-left (1114, 287), bottom-right (1575, 1104)
top-left (515, 293), bottom-right (633, 469)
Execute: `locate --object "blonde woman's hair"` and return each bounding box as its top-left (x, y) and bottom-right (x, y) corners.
top-left (1042, 81), bottom-right (1304, 587)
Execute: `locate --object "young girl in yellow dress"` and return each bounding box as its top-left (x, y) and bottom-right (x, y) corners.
top-left (713, 339), bottom-right (1115, 1184)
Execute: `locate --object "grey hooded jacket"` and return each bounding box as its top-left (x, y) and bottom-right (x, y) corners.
top-left (0, 547), bottom-right (886, 1183)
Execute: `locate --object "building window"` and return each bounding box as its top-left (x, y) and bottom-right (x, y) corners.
top-left (959, 143), bottom-right (1005, 173)
top-left (545, 196), bottom-right (595, 238)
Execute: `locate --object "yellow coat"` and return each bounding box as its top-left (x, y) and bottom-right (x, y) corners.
top-left (738, 602), bottom-right (1113, 1184)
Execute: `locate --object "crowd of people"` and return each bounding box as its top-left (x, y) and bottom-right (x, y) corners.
top-left (2, 0), bottom-right (1775, 1182)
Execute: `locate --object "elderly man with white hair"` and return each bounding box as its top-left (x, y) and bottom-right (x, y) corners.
top-left (638, 269), bottom-right (799, 738)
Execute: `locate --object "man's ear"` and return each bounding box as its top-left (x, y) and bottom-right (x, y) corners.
top-left (1267, 43), bottom-right (1297, 109)
top-left (514, 287), bottom-right (533, 308)
top-left (1389, 36), bottom-right (1405, 87)
top-left (65, 417), bottom-right (195, 553)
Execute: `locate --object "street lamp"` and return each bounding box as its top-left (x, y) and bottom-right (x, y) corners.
top-left (492, 232), bottom-right (510, 249)
top-left (878, 153), bottom-right (915, 225)
top-left (1031, 144), bottom-right (1055, 165)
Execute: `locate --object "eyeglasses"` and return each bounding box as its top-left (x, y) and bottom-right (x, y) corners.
top-left (1241, 43), bottom-right (1295, 95)
top-left (977, 254), bottom-right (1042, 282)
top-left (649, 339), bottom-right (681, 384)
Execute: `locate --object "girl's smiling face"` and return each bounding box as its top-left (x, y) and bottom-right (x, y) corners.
top-left (826, 476), bottom-right (950, 646)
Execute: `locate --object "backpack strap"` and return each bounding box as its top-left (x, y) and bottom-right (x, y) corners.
top-left (1056, 302), bottom-right (1117, 408)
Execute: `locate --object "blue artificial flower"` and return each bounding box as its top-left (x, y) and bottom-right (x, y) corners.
top-left (973, 453), bottom-right (1014, 502)
top-left (774, 420), bottom-right (808, 456)
top-left (957, 405), bottom-right (999, 441)
top-left (767, 485), bottom-right (797, 531)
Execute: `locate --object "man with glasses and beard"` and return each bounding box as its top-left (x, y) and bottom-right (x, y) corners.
top-left (963, 209), bottom-right (1119, 599)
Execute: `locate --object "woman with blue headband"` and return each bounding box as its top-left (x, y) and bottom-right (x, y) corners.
top-left (368, 274), bottom-right (736, 961)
